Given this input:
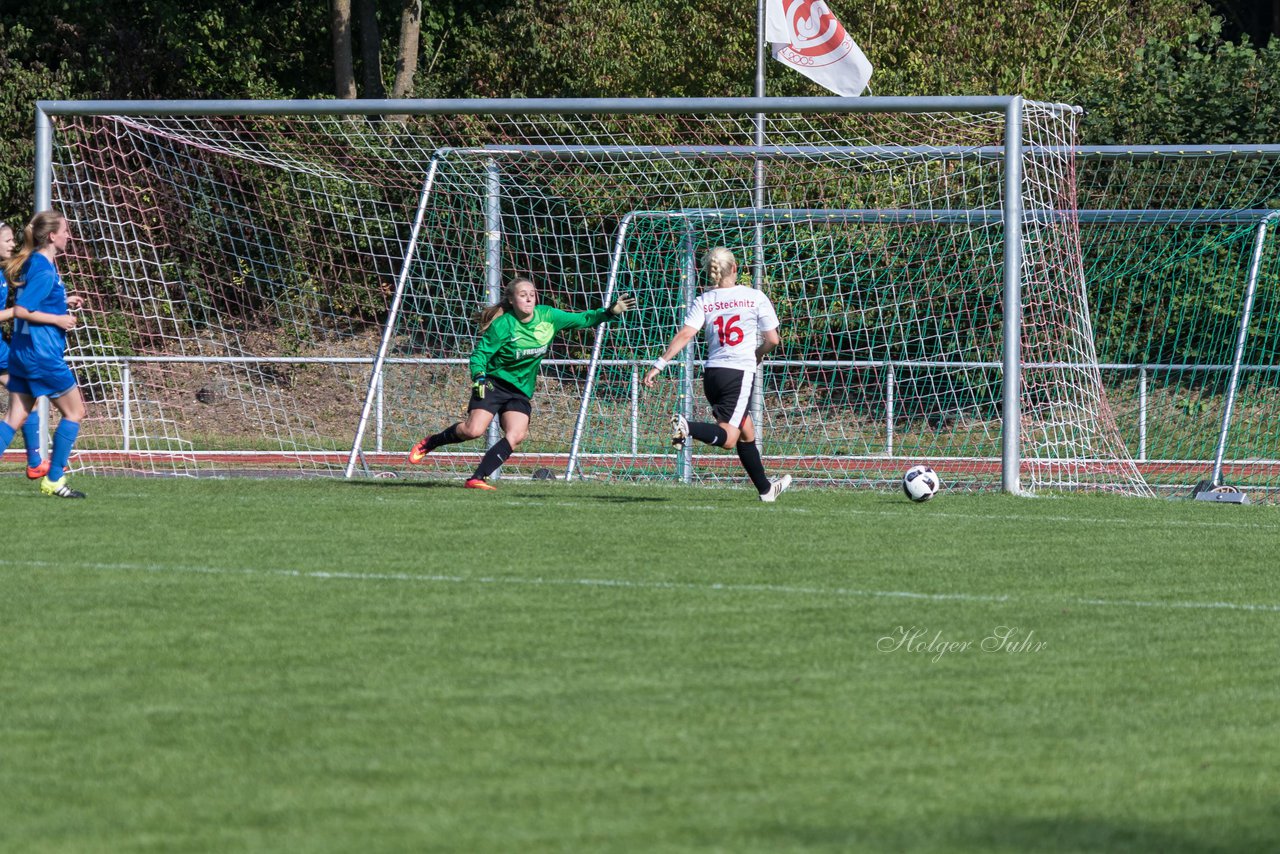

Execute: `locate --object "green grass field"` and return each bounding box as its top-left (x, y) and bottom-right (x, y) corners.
top-left (1, 476), bottom-right (1277, 853)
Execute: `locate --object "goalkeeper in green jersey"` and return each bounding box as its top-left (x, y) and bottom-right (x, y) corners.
top-left (409, 277), bottom-right (633, 489)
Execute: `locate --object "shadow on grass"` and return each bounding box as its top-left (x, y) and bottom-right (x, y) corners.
top-left (961, 815), bottom-right (1260, 853)
top-left (574, 494), bottom-right (669, 503)
top-left (751, 815), bottom-right (1256, 853)
top-left (339, 480), bottom-right (671, 501)
top-left (341, 479), bottom-right (462, 490)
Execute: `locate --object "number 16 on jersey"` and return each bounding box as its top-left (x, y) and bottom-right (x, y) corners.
top-left (713, 314), bottom-right (744, 346)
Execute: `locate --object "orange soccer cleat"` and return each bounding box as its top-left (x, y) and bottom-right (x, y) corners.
top-left (407, 437), bottom-right (433, 465)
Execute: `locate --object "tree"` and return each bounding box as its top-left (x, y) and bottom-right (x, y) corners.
top-left (329, 0), bottom-right (426, 99)
top-left (391, 0), bottom-right (422, 99)
top-left (356, 0), bottom-right (386, 99)
top-left (2, 0), bottom-right (1278, 217)
top-left (1084, 17), bottom-right (1280, 145)
top-left (3, 0), bottom-right (329, 99)
top-left (0, 22), bottom-right (77, 220)
top-left (1204, 0), bottom-right (1280, 43)
top-left (443, 0), bottom-right (1202, 106)
top-left (332, 0), bottom-right (357, 98)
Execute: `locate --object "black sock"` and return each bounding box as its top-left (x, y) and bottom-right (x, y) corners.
top-left (688, 421), bottom-right (728, 447)
top-left (736, 440), bottom-right (772, 494)
top-left (471, 438), bottom-right (513, 480)
top-left (428, 423), bottom-right (468, 449)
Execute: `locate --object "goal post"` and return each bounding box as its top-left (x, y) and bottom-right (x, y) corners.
top-left (34, 95), bottom-right (1235, 496)
top-left (1001, 96), bottom-right (1026, 495)
top-left (343, 157), bottom-right (442, 479)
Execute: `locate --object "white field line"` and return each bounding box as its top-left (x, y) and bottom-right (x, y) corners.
top-left (6, 486), bottom-right (1277, 531)
top-left (489, 499), bottom-right (1280, 531)
top-left (3, 557), bottom-right (1279, 613)
top-left (128, 498), bottom-right (1276, 534)
top-left (835, 506), bottom-right (1280, 530)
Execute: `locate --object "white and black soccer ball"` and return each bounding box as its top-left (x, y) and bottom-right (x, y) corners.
top-left (902, 464), bottom-right (941, 502)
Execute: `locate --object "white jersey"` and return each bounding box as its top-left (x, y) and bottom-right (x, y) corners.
top-left (682, 285), bottom-right (780, 371)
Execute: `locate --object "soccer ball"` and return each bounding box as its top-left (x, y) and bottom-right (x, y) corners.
top-left (902, 464), bottom-right (941, 502)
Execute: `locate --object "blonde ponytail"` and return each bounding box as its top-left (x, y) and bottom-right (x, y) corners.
top-left (702, 246), bottom-right (737, 286)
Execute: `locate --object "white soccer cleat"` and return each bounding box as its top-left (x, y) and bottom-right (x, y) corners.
top-left (759, 474), bottom-right (792, 503)
top-left (670, 413), bottom-right (689, 447)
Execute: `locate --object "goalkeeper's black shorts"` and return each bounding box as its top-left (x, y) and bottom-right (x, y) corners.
top-left (467, 376), bottom-right (533, 417)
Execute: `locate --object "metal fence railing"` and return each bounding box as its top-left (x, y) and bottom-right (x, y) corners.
top-left (61, 354), bottom-right (1280, 470)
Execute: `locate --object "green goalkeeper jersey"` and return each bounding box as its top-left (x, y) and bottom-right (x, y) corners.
top-left (469, 304), bottom-right (619, 397)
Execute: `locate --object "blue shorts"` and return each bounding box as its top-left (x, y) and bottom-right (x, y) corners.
top-left (6, 365), bottom-right (78, 399)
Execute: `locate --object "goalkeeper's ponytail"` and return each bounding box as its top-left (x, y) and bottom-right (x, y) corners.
top-left (476, 276), bottom-right (533, 332)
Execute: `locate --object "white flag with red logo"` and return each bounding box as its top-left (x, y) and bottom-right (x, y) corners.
top-left (766, 0), bottom-right (872, 97)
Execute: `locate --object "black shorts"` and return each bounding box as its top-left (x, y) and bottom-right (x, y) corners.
top-left (467, 376), bottom-right (533, 417)
top-left (702, 366), bottom-right (755, 427)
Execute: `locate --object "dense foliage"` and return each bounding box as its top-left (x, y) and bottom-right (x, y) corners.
top-left (2, 0), bottom-right (1277, 218)
top-left (1084, 16), bottom-right (1280, 144)
top-left (2, 0), bottom-right (1277, 378)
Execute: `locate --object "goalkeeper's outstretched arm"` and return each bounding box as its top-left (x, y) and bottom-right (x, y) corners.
top-left (642, 324), bottom-right (699, 388)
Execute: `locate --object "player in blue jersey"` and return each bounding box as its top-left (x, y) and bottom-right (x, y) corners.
top-left (0, 211), bottom-right (88, 498)
top-left (0, 219), bottom-right (50, 480)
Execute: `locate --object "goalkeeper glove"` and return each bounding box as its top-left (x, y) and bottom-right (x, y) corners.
top-left (608, 292), bottom-right (634, 316)
top-left (472, 375), bottom-right (488, 399)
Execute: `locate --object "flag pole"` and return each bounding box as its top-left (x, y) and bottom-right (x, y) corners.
top-left (751, 0), bottom-right (768, 434)
top-left (755, 0), bottom-right (766, 98)
top-left (754, 0), bottom-right (767, 245)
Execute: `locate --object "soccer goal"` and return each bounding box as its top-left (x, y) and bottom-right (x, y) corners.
top-left (32, 96), bottom-right (1273, 495)
top-left (1072, 148), bottom-right (1280, 497)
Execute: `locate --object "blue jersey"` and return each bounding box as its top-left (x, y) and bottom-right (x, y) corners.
top-left (10, 253), bottom-right (70, 379)
top-left (0, 267), bottom-right (9, 371)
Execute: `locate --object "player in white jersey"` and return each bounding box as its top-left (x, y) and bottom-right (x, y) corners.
top-left (643, 247), bottom-right (792, 502)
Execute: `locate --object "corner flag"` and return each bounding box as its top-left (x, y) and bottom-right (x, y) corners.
top-left (765, 0), bottom-right (872, 97)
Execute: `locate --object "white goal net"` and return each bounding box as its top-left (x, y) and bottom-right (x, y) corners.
top-left (36, 98), bottom-right (1149, 495)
